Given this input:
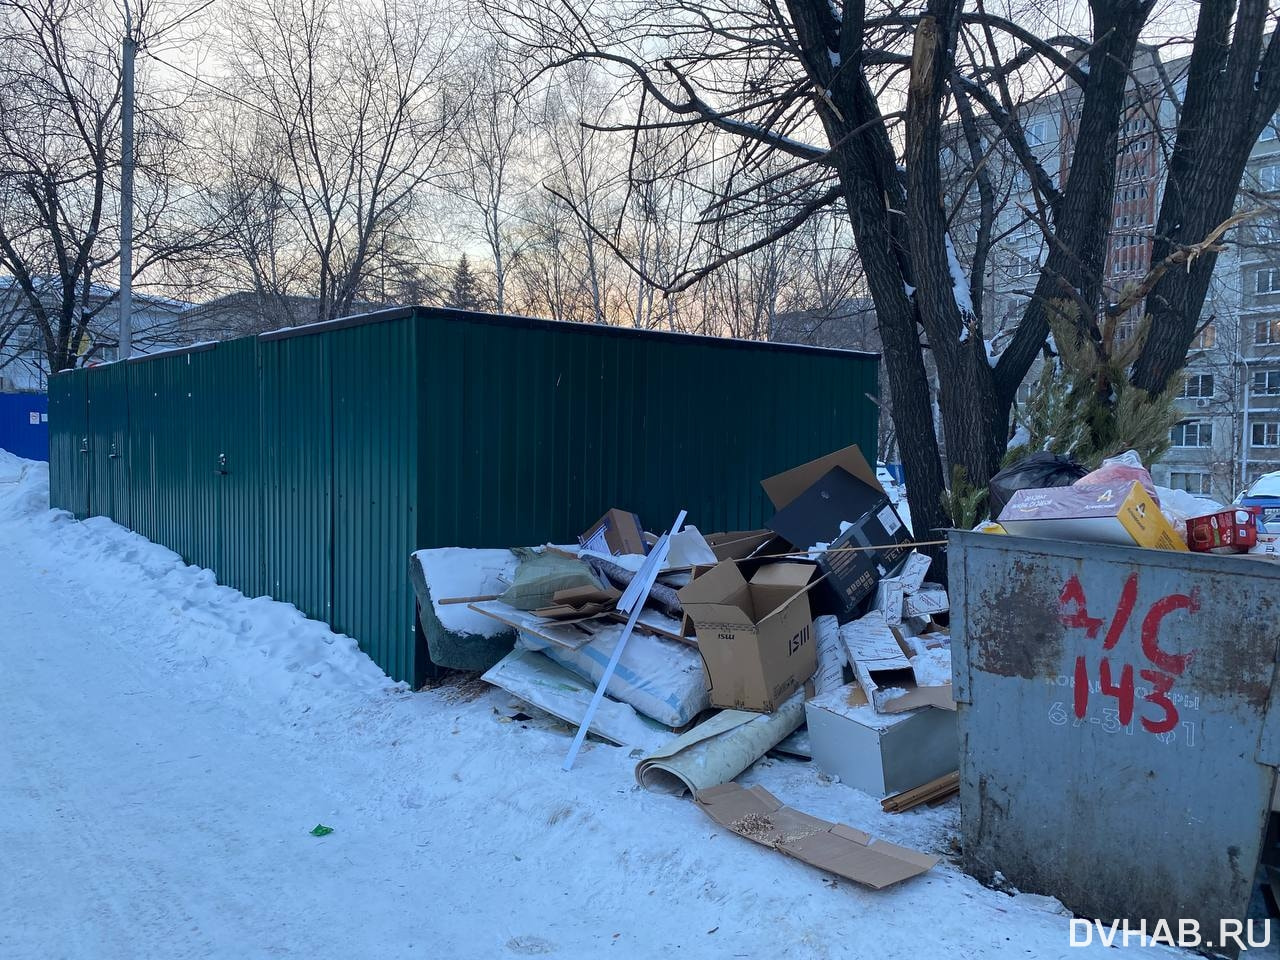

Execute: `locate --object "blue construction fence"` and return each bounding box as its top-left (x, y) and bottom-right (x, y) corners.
top-left (0, 392), bottom-right (49, 461)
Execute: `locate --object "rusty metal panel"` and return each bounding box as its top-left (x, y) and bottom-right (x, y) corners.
top-left (950, 530), bottom-right (1280, 953)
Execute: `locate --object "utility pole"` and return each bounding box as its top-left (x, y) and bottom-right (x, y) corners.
top-left (119, 4), bottom-right (135, 360)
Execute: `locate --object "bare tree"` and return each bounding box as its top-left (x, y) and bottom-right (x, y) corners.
top-left (495, 0), bottom-right (1280, 539)
top-left (214, 0), bottom-right (458, 326)
top-left (447, 44), bottom-right (529, 313)
top-left (0, 0), bottom-right (201, 375)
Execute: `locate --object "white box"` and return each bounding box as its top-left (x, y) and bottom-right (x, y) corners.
top-left (804, 682), bottom-right (957, 797)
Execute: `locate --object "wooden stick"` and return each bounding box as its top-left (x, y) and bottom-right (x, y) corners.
top-left (742, 538), bottom-right (948, 561)
top-left (881, 770), bottom-right (961, 813)
top-left (437, 593), bottom-right (502, 605)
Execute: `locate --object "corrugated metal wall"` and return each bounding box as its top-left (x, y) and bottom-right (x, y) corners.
top-left (259, 333), bottom-right (332, 624)
top-left (416, 310), bottom-right (874, 546)
top-left (48, 369), bottom-right (89, 518)
top-left (0, 392), bottom-right (50, 461)
top-left (49, 307), bottom-right (879, 686)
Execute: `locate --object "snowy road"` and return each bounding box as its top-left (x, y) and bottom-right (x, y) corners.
top-left (0, 452), bottom-right (1159, 960)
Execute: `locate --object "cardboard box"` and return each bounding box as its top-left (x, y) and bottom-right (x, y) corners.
top-left (895, 551), bottom-right (932, 593)
top-left (872, 575), bottom-right (907, 625)
top-left (805, 682), bottom-right (958, 798)
top-left (678, 561), bottom-right (819, 713)
top-left (840, 611), bottom-right (954, 713)
top-left (902, 584), bottom-right (949, 619)
top-left (997, 481), bottom-right (1189, 551)
top-left (1187, 509), bottom-right (1258, 553)
top-left (579, 508), bottom-right (647, 557)
top-left (765, 464), bottom-right (912, 620)
top-left (694, 781), bottom-right (938, 888)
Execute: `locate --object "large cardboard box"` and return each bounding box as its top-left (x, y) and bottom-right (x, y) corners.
top-left (763, 451), bottom-right (912, 620)
top-left (840, 611), bottom-right (954, 713)
top-left (997, 481), bottom-right (1188, 551)
top-left (678, 561), bottom-right (819, 713)
top-left (579, 508), bottom-right (647, 557)
top-left (805, 682), bottom-right (958, 798)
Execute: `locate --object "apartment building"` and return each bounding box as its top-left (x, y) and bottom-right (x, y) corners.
top-left (979, 50), bottom-right (1279, 503)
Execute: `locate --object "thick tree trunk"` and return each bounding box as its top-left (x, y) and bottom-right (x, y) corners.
top-left (903, 4), bottom-right (1003, 494)
top-left (1132, 2), bottom-right (1280, 394)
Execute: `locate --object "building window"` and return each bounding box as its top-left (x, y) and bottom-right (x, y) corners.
top-left (1026, 119), bottom-right (1049, 147)
top-left (1256, 268), bottom-right (1280, 294)
top-left (1180, 373), bottom-right (1215, 398)
top-left (1254, 369), bottom-right (1280, 395)
top-left (1257, 318), bottom-right (1280, 344)
top-left (1253, 422), bottom-right (1280, 447)
top-left (1262, 164), bottom-right (1280, 192)
top-left (1168, 472), bottom-right (1212, 495)
top-left (1263, 115), bottom-right (1280, 143)
top-left (1170, 420), bottom-right (1213, 447)
top-left (1259, 219), bottom-right (1280, 244)
top-left (1191, 323), bottom-right (1217, 350)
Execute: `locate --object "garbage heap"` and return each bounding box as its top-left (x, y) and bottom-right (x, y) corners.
top-left (409, 444), bottom-right (1276, 890)
top-left (411, 444), bottom-right (954, 889)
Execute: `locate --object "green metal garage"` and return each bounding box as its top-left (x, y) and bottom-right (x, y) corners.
top-left (49, 306), bottom-right (879, 685)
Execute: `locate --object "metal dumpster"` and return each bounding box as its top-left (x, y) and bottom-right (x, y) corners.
top-left (950, 530), bottom-right (1280, 954)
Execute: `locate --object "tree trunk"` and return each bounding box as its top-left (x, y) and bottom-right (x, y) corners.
top-left (1132, 1), bottom-right (1280, 394)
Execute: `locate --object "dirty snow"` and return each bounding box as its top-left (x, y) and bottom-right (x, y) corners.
top-left (0, 448), bottom-right (1183, 959)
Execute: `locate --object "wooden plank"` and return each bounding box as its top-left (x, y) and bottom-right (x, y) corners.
top-left (468, 600), bottom-right (610, 651)
top-left (881, 771), bottom-right (960, 813)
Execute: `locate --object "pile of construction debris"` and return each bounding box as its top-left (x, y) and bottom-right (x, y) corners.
top-left (411, 445), bottom-right (955, 890)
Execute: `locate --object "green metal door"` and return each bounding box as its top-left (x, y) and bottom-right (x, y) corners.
top-left (259, 333), bottom-right (333, 623)
top-left (48, 369), bottom-right (90, 519)
top-left (86, 362), bottom-right (130, 526)
top-left (214, 337), bottom-right (263, 598)
top-left (331, 316), bottom-right (418, 684)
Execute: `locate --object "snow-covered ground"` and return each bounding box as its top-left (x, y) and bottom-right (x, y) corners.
top-left (0, 449), bottom-right (1170, 959)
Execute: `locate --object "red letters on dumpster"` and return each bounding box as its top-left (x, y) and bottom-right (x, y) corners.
top-left (1058, 573), bottom-right (1199, 737)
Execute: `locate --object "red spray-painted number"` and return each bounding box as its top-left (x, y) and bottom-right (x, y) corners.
top-left (1058, 574), bottom-right (1197, 736)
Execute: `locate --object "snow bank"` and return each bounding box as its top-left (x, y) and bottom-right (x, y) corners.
top-left (0, 450), bottom-right (399, 715)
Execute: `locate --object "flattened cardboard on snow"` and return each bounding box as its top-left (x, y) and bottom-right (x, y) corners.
top-left (678, 561), bottom-right (820, 713)
top-left (579, 508), bottom-right (648, 557)
top-left (805, 681), bottom-right (958, 797)
top-left (694, 782), bottom-right (938, 888)
top-left (766, 466), bottom-right (912, 620)
top-left (997, 481), bottom-right (1188, 551)
top-left (840, 611), bottom-right (954, 714)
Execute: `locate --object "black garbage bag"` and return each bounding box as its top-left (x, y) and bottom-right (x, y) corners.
top-left (988, 452), bottom-right (1087, 518)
